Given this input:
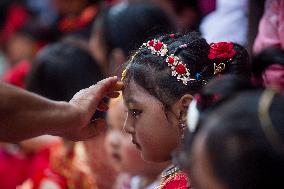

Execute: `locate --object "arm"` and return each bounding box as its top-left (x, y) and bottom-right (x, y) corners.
top-left (0, 77), bottom-right (122, 142)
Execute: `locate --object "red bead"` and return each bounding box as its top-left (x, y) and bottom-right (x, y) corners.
top-left (154, 41), bottom-right (163, 51)
top-left (148, 39), bottom-right (155, 46)
top-left (170, 34), bottom-right (175, 38)
top-left (176, 64), bottom-right (186, 74)
top-left (168, 56), bottom-right (175, 64)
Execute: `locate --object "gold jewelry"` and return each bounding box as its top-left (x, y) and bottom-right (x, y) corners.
top-left (213, 62), bottom-right (226, 74)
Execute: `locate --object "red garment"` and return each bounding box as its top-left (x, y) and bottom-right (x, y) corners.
top-left (159, 171), bottom-right (191, 189)
top-left (1, 4), bottom-right (30, 43)
top-left (0, 149), bottom-right (29, 189)
top-left (3, 60), bottom-right (31, 88)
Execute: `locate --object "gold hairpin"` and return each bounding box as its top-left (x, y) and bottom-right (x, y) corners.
top-left (121, 68), bottom-right (127, 81)
top-left (213, 63), bottom-right (226, 75)
top-left (258, 89), bottom-right (283, 151)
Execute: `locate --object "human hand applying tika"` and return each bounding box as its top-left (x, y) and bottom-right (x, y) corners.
top-left (0, 77), bottom-right (123, 142)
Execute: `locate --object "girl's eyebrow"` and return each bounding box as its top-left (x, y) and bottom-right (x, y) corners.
top-left (125, 97), bottom-right (140, 105)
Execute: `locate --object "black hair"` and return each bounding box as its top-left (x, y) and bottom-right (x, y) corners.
top-left (211, 43), bottom-right (251, 79)
top-left (252, 47), bottom-right (284, 77)
top-left (123, 32), bottom-right (213, 108)
top-left (167, 0), bottom-right (199, 15)
top-left (197, 75), bottom-right (256, 112)
top-left (94, 2), bottom-right (175, 57)
top-left (26, 41), bottom-right (104, 101)
top-left (173, 75), bottom-right (256, 172)
top-left (201, 90), bottom-right (284, 189)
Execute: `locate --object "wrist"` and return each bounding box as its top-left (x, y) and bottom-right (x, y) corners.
top-left (47, 101), bottom-right (82, 136)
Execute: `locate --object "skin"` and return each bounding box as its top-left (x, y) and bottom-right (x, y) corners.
top-left (0, 77), bottom-right (123, 142)
top-left (262, 64), bottom-right (284, 93)
top-left (105, 97), bottom-right (168, 176)
top-left (190, 129), bottom-right (227, 189)
top-left (123, 80), bottom-right (192, 162)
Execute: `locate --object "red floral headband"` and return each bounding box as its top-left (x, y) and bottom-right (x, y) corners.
top-left (208, 42), bottom-right (236, 75)
top-left (122, 38), bottom-right (198, 85)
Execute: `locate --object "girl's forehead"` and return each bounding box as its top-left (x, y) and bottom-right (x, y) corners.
top-left (122, 80), bottom-right (162, 106)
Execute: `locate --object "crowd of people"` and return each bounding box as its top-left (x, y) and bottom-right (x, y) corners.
top-left (0, 0), bottom-right (283, 189)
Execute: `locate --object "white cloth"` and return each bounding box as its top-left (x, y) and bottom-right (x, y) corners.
top-left (130, 176), bottom-right (159, 189)
top-left (200, 0), bottom-right (248, 45)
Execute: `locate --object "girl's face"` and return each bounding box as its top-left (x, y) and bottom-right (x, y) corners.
top-left (123, 80), bottom-right (183, 162)
top-left (105, 98), bottom-right (167, 175)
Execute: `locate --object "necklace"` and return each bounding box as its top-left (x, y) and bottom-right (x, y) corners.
top-left (156, 165), bottom-right (189, 189)
top-left (161, 166), bottom-right (180, 178)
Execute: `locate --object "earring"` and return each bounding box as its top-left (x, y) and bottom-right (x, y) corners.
top-left (179, 121), bottom-right (187, 139)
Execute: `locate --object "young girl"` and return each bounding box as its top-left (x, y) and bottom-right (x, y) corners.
top-left (105, 94), bottom-right (168, 189)
top-left (121, 32), bottom-right (214, 188)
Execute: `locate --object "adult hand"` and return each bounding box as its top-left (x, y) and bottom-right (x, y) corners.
top-left (58, 76), bottom-right (123, 141)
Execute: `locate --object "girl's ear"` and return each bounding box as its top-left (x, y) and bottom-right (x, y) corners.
top-left (177, 94), bottom-right (193, 122)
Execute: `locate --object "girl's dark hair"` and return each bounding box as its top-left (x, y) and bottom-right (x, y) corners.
top-left (26, 41), bottom-right (104, 101)
top-left (197, 75), bottom-right (256, 112)
top-left (202, 90), bottom-right (284, 189)
top-left (252, 47), bottom-right (284, 77)
top-left (95, 2), bottom-right (174, 57)
top-left (173, 75), bottom-right (256, 172)
top-left (123, 32), bottom-right (213, 107)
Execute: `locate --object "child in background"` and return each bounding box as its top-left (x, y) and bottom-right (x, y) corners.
top-left (183, 89), bottom-right (284, 189)
top-left (26, 40), bottom-right (107, 189)
top-left (105, 94), bottom-right (168, 189)
top-left (89, 2), bottom-right (174, 75)
top-left (122, 32), bottom-right (215, 188)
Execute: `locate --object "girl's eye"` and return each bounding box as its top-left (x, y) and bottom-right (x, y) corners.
top-left (129, 109), bottom-right (142, 118)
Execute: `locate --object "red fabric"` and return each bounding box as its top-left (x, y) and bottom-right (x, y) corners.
top-left (1, 4), bottom-right (29, 43)
top-left (3, 60), bottom-right (31, 88)
top-left (0, 150), bottom-right (29, 189)
top-left (29, 148), bottom-right (67, 189)
top-left (160, 171), bottom-right (191, 189)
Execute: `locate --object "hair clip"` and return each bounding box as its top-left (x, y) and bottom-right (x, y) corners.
top-left (140, 39), bottom-right (196, 85)
top-left (214, 62), bottom-right (226, 74)
top-left (141, 39), bottom-right (168, 56)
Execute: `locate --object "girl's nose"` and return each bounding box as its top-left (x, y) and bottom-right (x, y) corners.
top-left (123, 114), bottom-right (135, 134)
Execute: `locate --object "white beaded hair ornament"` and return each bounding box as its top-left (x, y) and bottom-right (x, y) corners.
top-left (139, 38), bottom-right (197, 85)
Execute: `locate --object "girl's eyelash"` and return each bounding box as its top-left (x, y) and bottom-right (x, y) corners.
top-left (129, 109), bottom-right (142, 118)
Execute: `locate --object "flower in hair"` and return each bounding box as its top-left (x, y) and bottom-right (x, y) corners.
top-left (208, 42), bottom-right (236, 60)
top-left (143, 39), bottom-right (168, 56)
top-left (166, 54), bottom-right (192, 85)
top-left (208, 42), bottom-right (236, 75)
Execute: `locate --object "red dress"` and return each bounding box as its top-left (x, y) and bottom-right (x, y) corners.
top-left (157, 166), bottom-right (191, 189)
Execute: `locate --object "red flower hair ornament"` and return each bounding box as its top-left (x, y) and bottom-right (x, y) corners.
top-left (208, 42), bottom-right (236, 75)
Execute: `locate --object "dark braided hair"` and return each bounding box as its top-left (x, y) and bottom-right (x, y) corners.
top-left (123, 32), bottom-right (213, 108)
